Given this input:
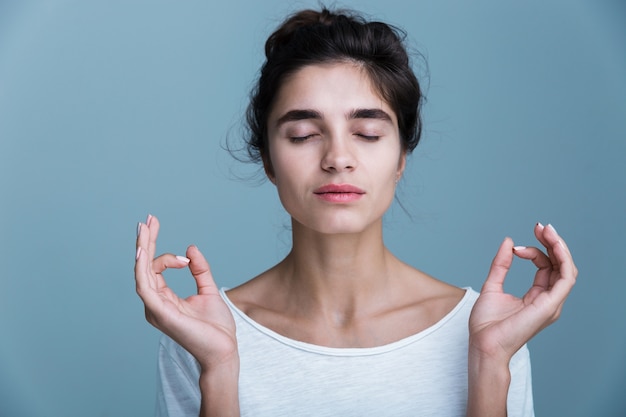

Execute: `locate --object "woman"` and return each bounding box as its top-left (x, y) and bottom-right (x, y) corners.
top-left (135, 8), bottom-right (577, 417)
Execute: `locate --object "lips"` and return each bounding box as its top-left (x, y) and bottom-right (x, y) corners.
top-left (314, 184), bottom-right (365, 194)
top-left (313, 184), bottom-right (365, 202)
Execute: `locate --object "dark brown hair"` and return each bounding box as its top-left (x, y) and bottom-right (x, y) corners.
top-left (246, 7), bottom-right (424, 167)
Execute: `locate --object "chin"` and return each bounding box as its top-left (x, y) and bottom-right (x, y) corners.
top-left (293, 213), bottom-right (382, 236)
top-left (318, 225), bottom-right (367, 235)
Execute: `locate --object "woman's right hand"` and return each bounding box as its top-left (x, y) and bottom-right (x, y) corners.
top-left (134, 214), bottom-right (238, 370)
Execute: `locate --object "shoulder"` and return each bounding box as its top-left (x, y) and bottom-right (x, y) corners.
top-left (223, 265), bottom-right (294, 326)
top-left (394, 262), bottom-right (472, 317)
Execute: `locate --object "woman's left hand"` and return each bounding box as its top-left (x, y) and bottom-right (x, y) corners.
top-left (468, 223), bottom-right (577, 362)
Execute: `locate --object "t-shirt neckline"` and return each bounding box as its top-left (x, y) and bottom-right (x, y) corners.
top-left (220, 287), bottom-right (475, 356)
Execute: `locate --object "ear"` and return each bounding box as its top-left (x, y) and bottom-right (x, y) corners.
top-left (396, 150), bottom-right (407, 182)
top-left (262, 153), bottom-right (276, 184)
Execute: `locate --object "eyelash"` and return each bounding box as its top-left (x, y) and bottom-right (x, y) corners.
top-left (289, 134), bottom-right (317, 143)
top-left (357, 134), bottom-right (380, 141)
top-left (289, 133), bottom-right (380, 143)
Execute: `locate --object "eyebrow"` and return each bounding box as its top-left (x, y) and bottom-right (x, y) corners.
top-left (348, 108), bottom-right (393, 123)
top-left (275, 108), bottom-right (392, 128)
top-left (275, 109), bottom-right (322, 127)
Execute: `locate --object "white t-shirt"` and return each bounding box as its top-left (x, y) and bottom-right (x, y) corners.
top-left (156, 288), bottom-right (534, 416)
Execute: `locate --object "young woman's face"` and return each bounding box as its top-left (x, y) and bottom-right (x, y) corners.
top-left (266, 63), bottom-right (406, 235)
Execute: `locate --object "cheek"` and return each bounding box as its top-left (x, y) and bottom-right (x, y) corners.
top-left (270, 150), bottom-right (292, 182)
top-left (270, 143), bottom-right (318, 183)
top-left (371, 148), bottom-right (403, 178)
top-left (270, 153), bottom-right (303, 198)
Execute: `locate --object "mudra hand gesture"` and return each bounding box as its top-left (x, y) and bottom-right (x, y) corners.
top-left (135, 215), bottom-right (238, 370)
top-left (469, 222), bottom-right (578, 362)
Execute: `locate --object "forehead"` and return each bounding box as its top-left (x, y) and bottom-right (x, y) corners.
top-left (268, 62), bottom-right (397, 123)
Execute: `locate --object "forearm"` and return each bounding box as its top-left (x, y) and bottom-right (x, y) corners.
top-left (198, 360), bottom-right (241, 417)
top-left (466, 348), bottom-right (511, 417)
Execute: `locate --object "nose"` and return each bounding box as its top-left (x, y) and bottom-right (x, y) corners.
top-left (320, 136), bottom-right (357, 173)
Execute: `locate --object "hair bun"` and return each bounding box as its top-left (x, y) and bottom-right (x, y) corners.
top-left (265, 8), bottom-right (350, 58)
top-left (244, 6), bottom-right (423, 168)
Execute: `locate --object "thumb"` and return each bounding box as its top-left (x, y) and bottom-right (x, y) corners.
top-left (482, 237), bottom-right (514, 293)
top-left (186, 245), bottom-right (219, 295)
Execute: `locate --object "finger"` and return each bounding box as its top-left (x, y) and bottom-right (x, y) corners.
top-left (482, 237), bottom-right (514, 293)
top-left (146, 214), bottom-right (160, 260)
top-left (186, 245), bottom-right (219, 295)
top-left (512, 246), bottom-right (551, 269)
top-left (135, 243), bottom-right (162, 305)
top-left (540, 224), bottom-right (576, 281)
top-left (531, 225), bottom-right (577, 306)
top-left (546, 225), bottom-right (578, 287)
top-left (136, 261), bottom-right (183, 330)
top-left (134, 245), bottom-right (148, 289)
top-left (542, 223), bottom-right (574, 260)
top-left (136, 222), bottom-right (150, 272)
top-left (512, 246), bottom-right (552, 289)
top-left (533, 222), bottom-right (549, 248)
top-left (534, 222), bottom-right (559, 269)
top-left (547, 234), bottom-right (578, 298)
top-left (136, 221), bottom-right (147, 248)
top-left (152, 253), bottom-right (191, 275)
top-left (135, 221), bottom-right (142, 248)
top-left (135, 222), bottom-right (162, 290)
top-left (535, 223), bottom-right (559, 269)
top-left (136, 222), bottom-right (153, 270)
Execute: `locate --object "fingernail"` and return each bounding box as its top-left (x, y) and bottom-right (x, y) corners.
top-left (536, 222), bottom-right (544, 228)
top-left (547, 223), bottom-right (557, 233)
top-left (135, 246), bottom-right (142, 260)
top-left (136, 222), bottom-right (142, 237)
top-left (513, 246), bottom-right (527, 251)
top-left (176, 255), bottom-right (190, 263)
top-left (146, 214), bottom-right (153, 226)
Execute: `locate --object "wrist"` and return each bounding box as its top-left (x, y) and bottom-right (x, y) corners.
top-left (199, 355), bottom-right (240, 385)
top-left (466, 348), bottom-right (511, 417)
top-left (467, 351), bottom-right (511, 383)
top-left (468, 334), bottom-right (513, 366)
top-left (199, 359), bottom-right (240, 417)
top-left (196, 342), bottom-right (240, 374)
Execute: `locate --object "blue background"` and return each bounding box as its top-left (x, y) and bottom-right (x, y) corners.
top-left (1, 0), bottom-right (625, 415)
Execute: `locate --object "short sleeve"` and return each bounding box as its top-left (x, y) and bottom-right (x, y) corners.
top-left (507, 344), bottom-right (535, 417)
top-left (155, 335), bottom-right (202, 417)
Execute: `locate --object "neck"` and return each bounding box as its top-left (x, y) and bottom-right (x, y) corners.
top-left (277, 218), bottom-right (398, 319)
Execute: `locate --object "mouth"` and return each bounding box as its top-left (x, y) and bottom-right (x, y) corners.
top-left (313, 184), bottom-right (365, 202)
top-left (314, 184), bottom-right (365, 194)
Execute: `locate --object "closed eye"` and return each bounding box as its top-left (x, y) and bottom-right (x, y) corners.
top-left (290, 134), bottom-right (318, 143)
top-left (356, 133), bottom-right (380, 141)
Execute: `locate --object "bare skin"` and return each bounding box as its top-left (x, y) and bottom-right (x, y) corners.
top-left (135, 63), bottom-right (577, 417)
top-left (135, 216), bottom-right (240, 417)
top-left (226, 222), bottom-right (465, 349)
top-left (225, 64), bottom-right (466, 348)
